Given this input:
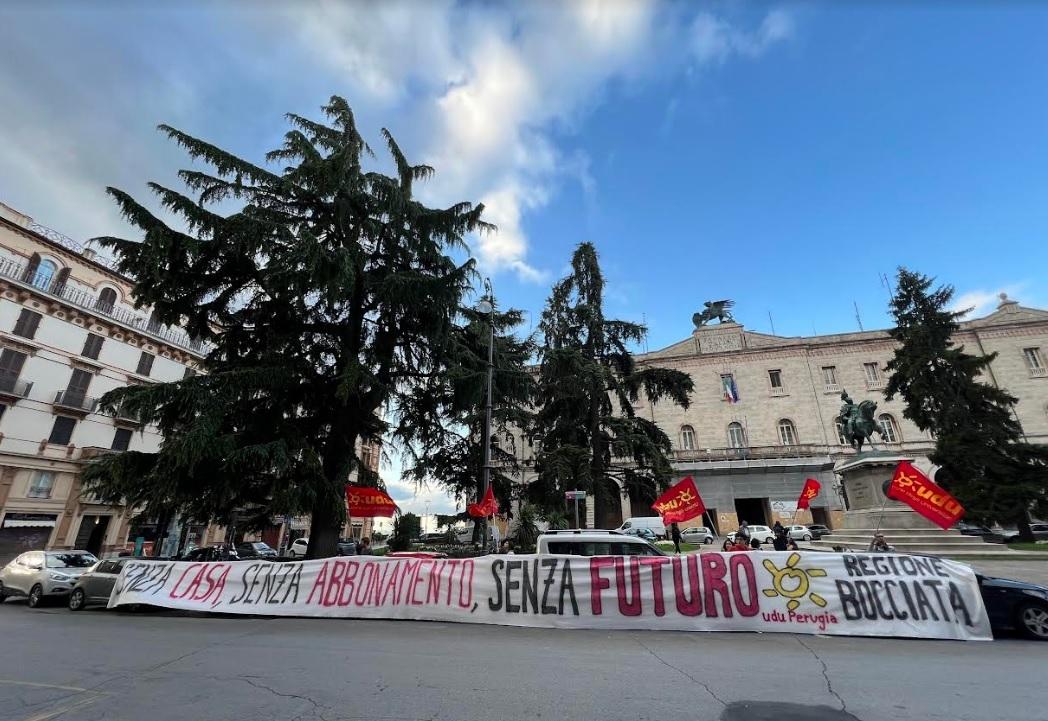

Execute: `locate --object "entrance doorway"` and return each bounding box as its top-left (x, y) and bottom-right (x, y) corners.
top-left (74, 515), bottom-right (110, 555)
top-left (810, 507), bottom-right (831, 529)
top-left (734, 498), bottom-right (768, 526)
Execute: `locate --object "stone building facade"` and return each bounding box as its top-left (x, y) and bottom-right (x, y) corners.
top-left (0, 202), bottom-right (204, 563)
top-left (500, 297), bottom-right (1048, 534)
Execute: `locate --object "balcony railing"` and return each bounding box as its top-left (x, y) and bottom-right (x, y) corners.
top-left (0, 372), bottom-right (33, 399)
top-left (54, 390), bottom-right (98, 413)
top-left (673, 445), bottom-right (832, 462)
top-left (0, 255), bottom-right (208, 356)
top-left (1031, 366), bottom-right (1047, 378)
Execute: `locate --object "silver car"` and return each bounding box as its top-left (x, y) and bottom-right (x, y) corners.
top-left (0, 550), bottom-right (98, 608)
top-left (680, 526), bottom-right (715, 544)
top-left (68, 558), bottom-right (133, 611)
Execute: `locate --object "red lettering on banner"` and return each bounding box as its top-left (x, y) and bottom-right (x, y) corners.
top-left (701, 554), bottom-right (732, 618)
top-left (640, 557), bottom-right (669, 616)
top-left (459, 560), bottom-right (474, 608)
top-left (180, 565), bottom-right (208, 600)
top-left (672, 556), bottom-right (702, 616)
top-left (729, 555), bottom-right (759, 616)
top-left (398, 561), bottom-right (419, 605)
top-left (427, 561), bottom-right (444, 604)
top-left (411, 560), bottom-right (430, 606)
top-left (614, 557), bottom-right (643, 616)
top-left (354, 562), bottom-right (374, 606)
top-left (339, 562), bottom-right (359, 606)
top-left (445, 560), bottom-right (460, 605)
top-left (203, 564), bottom-right (230, 607)
top-left (169, 563), bottom-right (202, 600)
top-left (306, 562), bottom-right (329, 605)
top-left (378, 563), bottom-right (399, 605)
top-left (590, 557), bottom-right (615, 614)
top-left (324, 561), bottom-right (346, 607)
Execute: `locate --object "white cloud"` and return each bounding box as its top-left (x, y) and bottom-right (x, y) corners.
top-left (950, 285), bottom-right (1025, 318)
top-left (690, 8), bottom-right (795, 65)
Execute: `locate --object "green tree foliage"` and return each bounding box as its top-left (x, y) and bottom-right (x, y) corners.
top-left (885, 268), bottom-right (1048, 536)
top-left (512, 502), bottom-right (541, 553)
top-left (400, 299), bottom-right (534, 542)
top-left (81, 97), bottom-right (489, 558)
top-left (528, 242), bottom-right (693, 527)
top-left (388, 513), bottom-right (422, 552)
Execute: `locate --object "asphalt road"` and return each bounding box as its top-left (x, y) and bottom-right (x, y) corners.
top-left (1, 600), bottom-right (1046, 721)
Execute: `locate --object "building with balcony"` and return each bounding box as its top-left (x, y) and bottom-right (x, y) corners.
top-left (498, 296), bottom-right (1048, 533)
top-left (0, 202), bottom-right (204, 563)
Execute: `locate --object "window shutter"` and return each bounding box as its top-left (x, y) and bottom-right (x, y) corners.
top-left (13, 309), bottom-right (42, 339)
top-left (82, 333), bottom-right (104, 360)
top-left (48, 416), bottom-right (76, 445)
top-left (136, 352), bottom-right (155, 376)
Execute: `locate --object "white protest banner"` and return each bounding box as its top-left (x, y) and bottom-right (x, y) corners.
top-left (108, 551), bottom-right (992, 641)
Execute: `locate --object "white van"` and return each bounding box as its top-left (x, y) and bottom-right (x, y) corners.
top-left (617, 517), bottom-right (666, 540)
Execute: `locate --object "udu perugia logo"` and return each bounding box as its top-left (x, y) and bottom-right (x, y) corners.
top-left (762, 553), bottom-right (828, 612)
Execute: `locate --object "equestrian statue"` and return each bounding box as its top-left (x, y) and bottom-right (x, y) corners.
top-left (837, 390), bottom-right (884, 453)
top-left (692, 299), bottom-right (736, 328)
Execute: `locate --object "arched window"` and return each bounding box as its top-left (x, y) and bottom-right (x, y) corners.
top-left (778, 419), bottom-right (798, 446)
top-left (32, 259), bottom-right (58, 290)
top-left (727, 422), bottom-right (746, 449)
top-left (835, 420), bottom-right (848, 445)
top-left (878, 413), bottom-right (900, 443)
top-left (680, 425), bottom-right (696, 451)
top-left (95, 287), bottom-right (118, 313)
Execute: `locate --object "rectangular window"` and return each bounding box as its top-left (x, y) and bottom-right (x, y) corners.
top-left (864, 362), bottom-right (881, 383)
top-left (82, 333), bottom-right (104, 360)
top-left (111, 428), bottom-right (133, 452)
top-left (1024, 347), bottom-right (1044, 370)
top-left (65, 368), bottom-right (92, 401)
top-left (27, 471), bottom-right (56, 499)
top-left (48, 416), bottom-right (76, 445)
top-left (12, 309), bottom-right (42, 339)
top-left (0, 348), bottom-right (28, 391)
top-left (136, 351), bottom-right (155, 377)
top-left (821, 366), bottom-right (838, 387)
top-left (768, 369), bottom-right (783, 389)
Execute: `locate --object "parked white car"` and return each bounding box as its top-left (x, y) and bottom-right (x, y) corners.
top-left (680, 526), bottom-right (715, 544)
top-left (0, 550), bottom-right (98, 608)
top-left (286, 538), bottom-right (309, 558)
top-left (726, 525), bottom-right (776, 544)
top-left (617, 516), bottom-right (667, 540)
top-left (788, 525), bottom-right (814, 541)
top-left (536, 530), bottom-right (666, 556)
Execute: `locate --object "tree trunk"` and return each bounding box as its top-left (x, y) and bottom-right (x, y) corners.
top-left (1017, 516), bottom-right (1034, 543)
top-left (306, 481), bottom-right (346, 559)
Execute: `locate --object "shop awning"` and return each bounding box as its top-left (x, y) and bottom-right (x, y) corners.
top-left (2, 514), bottom-right (58, 528)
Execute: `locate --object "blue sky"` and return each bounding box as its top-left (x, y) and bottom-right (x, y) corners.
top-left (2, 1), bottom-right (1046, 517)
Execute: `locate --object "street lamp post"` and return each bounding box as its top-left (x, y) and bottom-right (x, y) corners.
top-left (477, 279), bottom-right (495, 551)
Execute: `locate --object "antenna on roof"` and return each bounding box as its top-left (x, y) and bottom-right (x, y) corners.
top-left (853, 301), bottom-right (864, 332)
top-left (880, 272), bottom-right (895, 299)
top-left (641, 313), bottom-right (649, 354)
top-left (767, 310), bottom-right (776, 335)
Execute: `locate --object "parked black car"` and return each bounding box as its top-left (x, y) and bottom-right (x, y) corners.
top-left (807, 524), bottom-right (831, 539)
top-left (980, 574), bottom-right (1048, 640)
top-left (181, 545), bottom-right (239, 562)
top-left (235, 542), bottom-right (277, 560)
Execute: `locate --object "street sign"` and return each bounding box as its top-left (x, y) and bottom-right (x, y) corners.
top-left (564, 490), bottom-right (587, 500)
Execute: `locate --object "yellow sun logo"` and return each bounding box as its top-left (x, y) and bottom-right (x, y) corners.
top-left (762, 553), bottom-right (828, 612)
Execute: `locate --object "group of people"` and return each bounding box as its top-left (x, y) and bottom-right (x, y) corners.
top-left (717, 520), bottom-right (799, 553)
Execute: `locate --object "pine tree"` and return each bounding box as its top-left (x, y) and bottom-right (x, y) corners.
top-left (885, 268), bottom-right (1048, 537)
top-left (529, 242), bottom-right (693, 527)
top-left (81, 97), bottom-right (490, 558)
top-left (400, 299), bottom-right (534, 541)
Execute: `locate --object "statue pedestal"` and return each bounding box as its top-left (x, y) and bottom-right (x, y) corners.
top-left (835, 452), bottom-right (938, 531)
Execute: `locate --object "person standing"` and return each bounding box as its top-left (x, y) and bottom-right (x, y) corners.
top-left (737, 520), bottom-right (751, 542)
top-left (671, 523), bottom-right (683, 554)
top-left (358, 537), bottom-right (372, 555)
